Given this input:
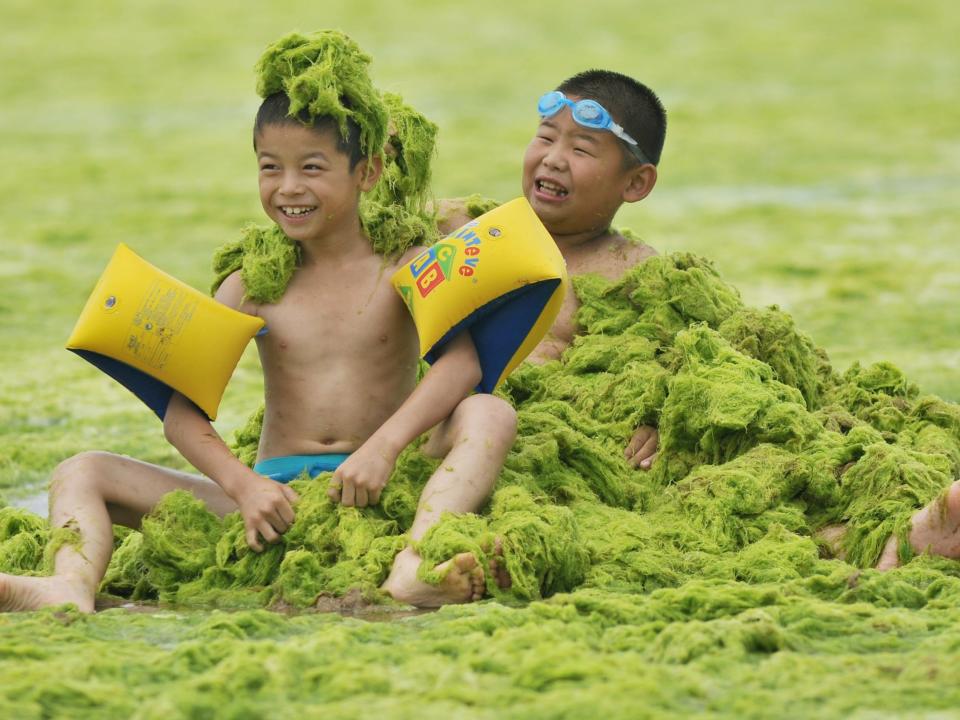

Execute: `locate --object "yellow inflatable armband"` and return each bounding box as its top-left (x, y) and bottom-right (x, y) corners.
top-left (392, 197), bottom-right (567, 391)
top-left (66, 244), bottom-right (265, 420)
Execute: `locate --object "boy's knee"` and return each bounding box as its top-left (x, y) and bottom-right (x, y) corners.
top-left (459, 395), bottom-right (517, 446)
top-left (50, 451), bottom-right (116, 496)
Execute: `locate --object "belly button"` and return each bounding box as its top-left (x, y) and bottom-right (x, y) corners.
top-left (320, 437), bottom-right (337, 446)
top-left (379, 334), bottom-right (388, 343)
top-left (279, 341), bottom-right (288, 350)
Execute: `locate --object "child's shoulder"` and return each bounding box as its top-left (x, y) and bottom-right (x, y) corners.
top-left (433, 195), bottom-right (501, 236)
top-left (605, 230), bottom-right (658, 267)
top-left (214, 269), bottom-right (245, 305)
top-left (434, 198), bottom-right (473, 237)
top-left (213, 269), bottom-right (259, 315)
top-left (574, 230), bottom-right (658, 281)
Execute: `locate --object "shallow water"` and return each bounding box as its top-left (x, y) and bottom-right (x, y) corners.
top-left (8, 491), bottom-right (47, 517)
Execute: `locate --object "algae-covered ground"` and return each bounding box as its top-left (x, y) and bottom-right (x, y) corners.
top-left (2, 1), bottom-right (960, 718)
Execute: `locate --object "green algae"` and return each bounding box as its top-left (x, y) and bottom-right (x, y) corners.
top-left (8, 31), bottom-right (960, 708)
top-left (461, 194), bottom-right (502, 219)
top-left (255, 31), bottom-right (388, 162)
top-left (211, 223), bottom-right (300, 304)
top-left (0, 507), bottom-right (48, 574)
top-left (12, 249), bottom-right (960, 616)
top-left (358, 91), bottom-right (440, 258)
top-left (212, 31), bottom-right (438, 305)
top-left (7, 577), bottom-right (960, 718)
top-left (20, 240), bottom-right (960, 613)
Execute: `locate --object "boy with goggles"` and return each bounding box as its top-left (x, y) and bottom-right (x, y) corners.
top-left (438, 69), bottom-right (667, 471)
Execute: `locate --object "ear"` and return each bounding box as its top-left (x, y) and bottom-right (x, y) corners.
top-left (622, 163), bottom-right (658, 204)
top-left (357, 154), bottom-right (384, 192)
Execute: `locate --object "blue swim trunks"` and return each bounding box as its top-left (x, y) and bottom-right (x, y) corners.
top-left (253, 454), bottom-right (350, 484)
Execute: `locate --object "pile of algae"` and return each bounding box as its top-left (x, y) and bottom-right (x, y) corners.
top-left (5, 253), bottom-right (960, 610)
top-left (5, 252), bottom-right (960, 716)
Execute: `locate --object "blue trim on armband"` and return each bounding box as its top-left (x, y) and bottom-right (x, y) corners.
top-left (424, 278), bottom-right (561, 393)
top-left (69, 349), bottom-right (178, 420)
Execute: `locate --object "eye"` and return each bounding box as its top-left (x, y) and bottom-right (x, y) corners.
top-left (259, 162), bottom-right (278, 172)
top-left (573, 147), bottom-right (594, 157)
top-left (304, 163), bottom-right (324, 171)
top-left (536, 134), bottom-right (554, 144)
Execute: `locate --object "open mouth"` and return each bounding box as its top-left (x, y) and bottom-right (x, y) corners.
top-left (535, 179), bottom-right (568, 198)
top-left (280, 206), bottom-right (317, 218)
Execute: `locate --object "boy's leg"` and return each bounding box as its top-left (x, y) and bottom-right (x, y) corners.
top-left (0, 451), bottom-right (236, 613)
top-left (382, 395), bottom-right (516, 607)
top-left (816, 480), bottom-right (960, 570)
top-left (875, 479), bottom-right (960, 570)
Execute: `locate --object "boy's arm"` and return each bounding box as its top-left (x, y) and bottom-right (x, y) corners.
top-left (163, 395), bottom-right (297, 551)
top-left (329, 330), bottom-right (482, 507)
top-left (162, 271), bottom-right (298, 552)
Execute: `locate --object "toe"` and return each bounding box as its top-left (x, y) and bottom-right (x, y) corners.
top-left (454, 552), bottom-right (478, 573)
top-left (491, 537), bottom-right (511, 589)
top-left (469, 567), bottom-right (486, 601)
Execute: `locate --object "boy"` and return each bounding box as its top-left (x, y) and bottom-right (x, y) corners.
top-left (438, 70), bottom-right (666, 471)
top-left (450, 69), bottom-right (960, 572)
top-left (0, 54), bottom-right (516, 613)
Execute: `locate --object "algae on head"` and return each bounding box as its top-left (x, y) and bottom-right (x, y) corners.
top-left (212, 31), bottom-right (438, 306)
top-left (255, 30), bottom-right (388, 164)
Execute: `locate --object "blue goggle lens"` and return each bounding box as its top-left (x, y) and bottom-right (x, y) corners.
top-left (574, 101), bottom-right (604, 125)
top-left (537, 91), bottom-right (564, 116)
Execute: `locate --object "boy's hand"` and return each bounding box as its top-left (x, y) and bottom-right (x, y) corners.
top-left (625, 425), bottom-right (659, 470)
top-left (232, 474), bottom-right (299, 552)
top-left (328, 442), bottom-right (397, 508)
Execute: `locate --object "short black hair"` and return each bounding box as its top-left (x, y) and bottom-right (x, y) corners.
top-left (253, 91), bottom-right (364, 168)
top-left (557, 70), bottom-right (666, 166)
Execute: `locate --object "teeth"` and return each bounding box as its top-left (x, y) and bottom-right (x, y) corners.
top-left (538, 180), bottom-right (567, 196)
top-left (281, 206), bottom-right (315, 216)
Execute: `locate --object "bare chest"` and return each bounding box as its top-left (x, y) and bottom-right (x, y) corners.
top-left (254, 268), bottom-right (415, 362)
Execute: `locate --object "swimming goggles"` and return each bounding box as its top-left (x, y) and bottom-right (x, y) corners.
top-left (537, 90), bottom-right (650, 164)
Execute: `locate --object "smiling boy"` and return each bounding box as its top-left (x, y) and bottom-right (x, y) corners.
top-left (0, 33), bottom-right (516, 613)
top-left (440, 70), bottom-right (667, 469)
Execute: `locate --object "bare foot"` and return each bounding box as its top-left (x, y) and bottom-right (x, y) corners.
top-left (382, 547), bottom-right (485, 608)
top-left (877, 480), bottom-right (960, 571)
top-left (0, 573), bottom-right (95, 613)
top-left (487, 537), bottom-right (512, 590)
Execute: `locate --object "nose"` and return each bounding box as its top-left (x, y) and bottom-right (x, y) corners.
top-left (278, 170), bottom-right (304, 195)
top-left (541, 141), bottom-right (568, 172)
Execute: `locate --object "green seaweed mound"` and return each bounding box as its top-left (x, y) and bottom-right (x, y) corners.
top-left (7, 252), bottom-right (960, 613)
top-left (5, 249), bottom-right (960, 717)
top-left (6, 247), bottom-right (960, 718)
